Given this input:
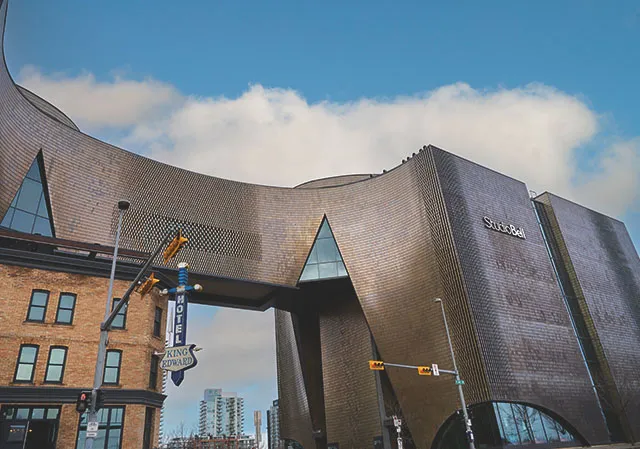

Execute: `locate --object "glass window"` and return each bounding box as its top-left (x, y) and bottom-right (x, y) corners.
top-left (153, 307), bottom-right (162, 337)
top-left (31, 408), bottom-right (45, 420)
top-left (0, 157), bottom-right (54, 237)
top-left (16, 408), bottom-right (30, 420)
top-left (149, 355), bottom-right (159, 389)
top-left (299, 218), bottom-right (348, 283)
top-left (76, 407), bottom-right (125, 449)
top-left (110, 299), bottom-right (127, 329)
top-left (14, 345), bottom-right (39, 383)
top-left (33, 216), bottom-right (52, 237)
top-left (56, 293), bottom-right (76, 324)
top-left (527, 408), bottom-right (549, 444)
top-left (143, 407), bottom-right (154, 449)
top-left (37, 197), bottom-right (49, 218)
top-left (495, 402), bottom-right (520, 445)
top-left (26, 161), bottom-right (41, 181)
top-left (9, 209), bottom-right (35, 233)
top-left (45, 347), bottom-right (67, 383)
top-left (1, 207), bottom-right (14, 227)
top-left (511, 404), bottom-right (533, 444)
top-left (103, 350), bottom-right (122, 385)
top-left (27, 290), bottom-right (49, 322)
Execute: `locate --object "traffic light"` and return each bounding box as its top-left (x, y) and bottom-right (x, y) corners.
top-left (76, 390), bottom-right (92, 413)
top-left (95, 389), bottom-right (105, 411)
top-left (369, 360), bottom-right (385, 371)
top-left (418, 366), bottom-right (432, 376)
top-left (162, 230), bottom-right (188, 264)
top-left (136, 272), bottom-right (160, 297)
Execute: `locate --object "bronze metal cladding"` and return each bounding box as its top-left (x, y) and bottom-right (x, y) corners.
top-left (536, 193), bottom-right (640, 442)
top-left (1, 1), bottom-right (639, 447)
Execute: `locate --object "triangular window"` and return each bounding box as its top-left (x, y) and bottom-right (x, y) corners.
top-left (299, 218), bottom-right (348, 282)
top-left (1, 154), bottom-right (54, 237)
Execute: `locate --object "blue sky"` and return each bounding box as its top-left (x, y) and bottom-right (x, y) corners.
top-left (4, 0), bottom-right (640, 441)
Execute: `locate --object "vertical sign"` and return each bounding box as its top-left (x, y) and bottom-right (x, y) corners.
top-left (171, 289), bottom-right (188, 386)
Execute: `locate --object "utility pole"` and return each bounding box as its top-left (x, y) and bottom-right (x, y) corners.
top-left (84, 200), bottom-right (129, 449)
top-left (434, 297), bottom-right (476, 449)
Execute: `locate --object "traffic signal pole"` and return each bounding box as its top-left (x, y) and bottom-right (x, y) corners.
top-left (435, 298), bottom-right (476, 449)
top-left (84, 203), bottom-right (178, 449)
top-left (84, 200), bottom-right (129, 449)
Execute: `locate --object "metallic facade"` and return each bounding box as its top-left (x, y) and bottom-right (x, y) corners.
top-left (1, 1), bottom-right (639, 447)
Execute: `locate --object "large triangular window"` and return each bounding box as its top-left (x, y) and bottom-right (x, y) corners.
top-left (1, 154), bottom-right (54, 237)
top-left (299, 218), bottom-right (348, 282)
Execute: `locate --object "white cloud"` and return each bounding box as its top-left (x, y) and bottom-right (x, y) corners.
top-left (18, 68), bottom-right (639, 218)
top-left (18, 65), bottom-right (182, 129)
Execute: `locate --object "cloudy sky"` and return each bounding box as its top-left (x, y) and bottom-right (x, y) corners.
top-left (5, 0), bottom-right (640, 439)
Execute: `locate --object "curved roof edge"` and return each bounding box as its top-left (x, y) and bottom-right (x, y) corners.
top-left (16, 85), bottom-right (80, 131)
top-left (294, 173), bottom-right (377, 189)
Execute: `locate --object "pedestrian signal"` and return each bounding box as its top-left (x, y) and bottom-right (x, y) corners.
top-left (76, 390), bottom-right (92, 413)
top-left (137, 272), bottom-right (160, 297)
top-left (163, 230), bottom-right (188, 264)
top-left (369, 360), bottom-right (385, 370)
top-left (418, 366), bottom-right (432, 376)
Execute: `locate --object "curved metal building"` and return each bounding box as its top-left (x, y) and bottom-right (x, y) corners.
top-left (1, 1), bottom-right (639, 448)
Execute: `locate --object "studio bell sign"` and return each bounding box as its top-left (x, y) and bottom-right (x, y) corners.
top-left (483, 216), bottom-right (526, 240)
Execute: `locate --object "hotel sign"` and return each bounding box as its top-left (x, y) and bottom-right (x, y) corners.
top-left (483, 216), bottom-right (526, 239)
top-left (161, 344), bottom-right (198, 372)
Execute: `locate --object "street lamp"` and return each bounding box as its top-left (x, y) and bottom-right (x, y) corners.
top-left (434, 297), bottom-right (476, 449)
top-left (85, 200), bottom-right (129, 449)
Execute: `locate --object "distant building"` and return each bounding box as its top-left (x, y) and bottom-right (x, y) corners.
top-left (267, 400), bottom-right (282, 449)
top-left (168, 436), bottom-right (255, 449)
top-left (199, 389), bottom-right (245, 437)
top-left (254, 410), bottom-right (262, 448)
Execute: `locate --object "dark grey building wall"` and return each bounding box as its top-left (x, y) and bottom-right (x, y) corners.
top-left (432, 148), bottom-right (608, 443)
top-left (538, 193), bottom-right (640, 441)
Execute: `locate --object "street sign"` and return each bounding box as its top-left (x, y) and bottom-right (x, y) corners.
top-left (369, 360), bottom-right (385, 370)
top-left (432, 363), bottom-right (440, 376)
top-left (455, 379), bottom-right (465, 385)
top-left (86, 431), bottom-right (98, 438)
top-left (417, 366), bottom-right (432, 376)
top-left (87, 422), bottom-right (98, 433)
top-left (161, 344), bottom-right (198, 372)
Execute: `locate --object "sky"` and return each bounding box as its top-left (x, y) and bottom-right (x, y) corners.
top-left (4, 0), bottom-right (640, 441)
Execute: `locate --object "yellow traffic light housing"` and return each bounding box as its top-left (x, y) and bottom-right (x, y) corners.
top-left (163, 230), bottom-right (188, 264)
top-left (418, 366), bottom-right (432, 376)
top-left (137, 272), bottom-right (160, 297)
top-left (369, 360), bottom-right (385, 371)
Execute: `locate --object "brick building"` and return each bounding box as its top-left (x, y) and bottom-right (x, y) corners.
top-left (0, 230), bottom-right (168, 448)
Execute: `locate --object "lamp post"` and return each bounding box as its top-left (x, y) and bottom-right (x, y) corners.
top-left (434, 298), bottom-right (476, 449)
top-left (85, 200), bottom-right (129, 449)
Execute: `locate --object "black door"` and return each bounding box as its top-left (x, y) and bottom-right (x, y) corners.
top-left (24, 421), bottom-right (56, 449)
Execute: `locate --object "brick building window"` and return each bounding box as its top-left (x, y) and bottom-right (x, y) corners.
top-left (149, 355), bottom-right (159, 390)
top-left (103, 350), bottom-right (122, 385)
top-left (44, 346), bottom-right (68, 383)
top-left (76, 407), bottom-right (124, 449)
top-left (14, 345), bottom-right (39, 383)
top-left (26, 290), bottom-right (49, 322)
top-left (111, 299), bottom-right (127, 329)
top-left (153, 307), bottom-right (162, 337)
top-left (142, 407), bottom-right (155, 449)
top-left (55, 293), bottom-right (76, 324)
